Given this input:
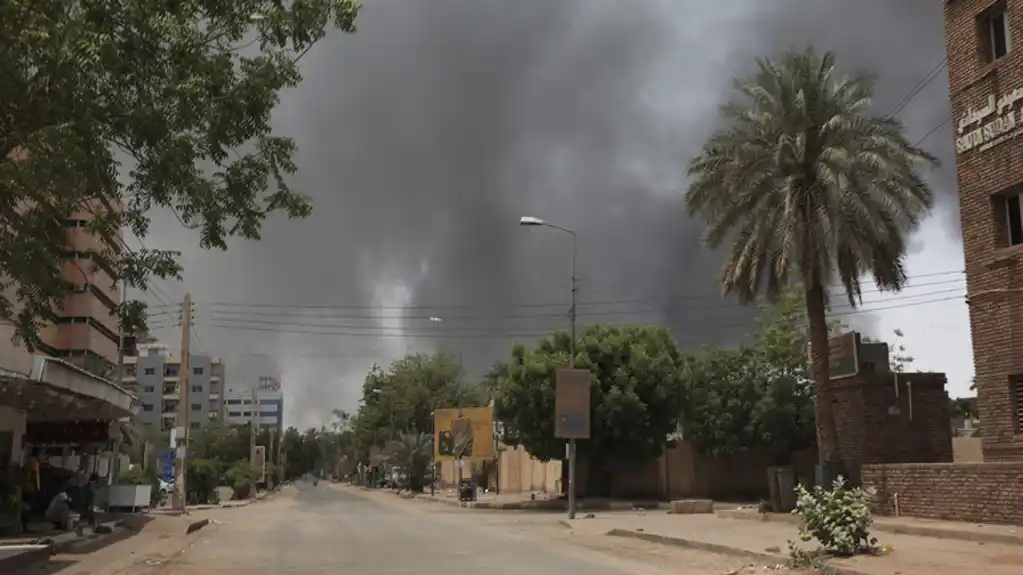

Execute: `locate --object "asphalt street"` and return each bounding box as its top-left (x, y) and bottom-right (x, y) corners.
top-left (152, 483), bottom-right (763, 575)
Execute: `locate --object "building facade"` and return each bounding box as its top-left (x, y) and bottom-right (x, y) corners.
top-left (0, 213), bottom-right (121, 379)
top-left (123, 344), bottom-right (224, 431)
top-left (947, 0), bottom-right (1023, 460)
top-left (223, 376), bottom-right (284, 432)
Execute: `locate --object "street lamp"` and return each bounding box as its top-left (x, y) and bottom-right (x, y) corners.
top-left (518, 214), bottom-right (579, 519)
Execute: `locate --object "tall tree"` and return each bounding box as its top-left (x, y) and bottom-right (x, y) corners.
top-left (684, 48), bottom-right (937, 466)
top-left (492, 325), bottom-right (685, 495)
top-left (0, 0), bottom-right (359, 349)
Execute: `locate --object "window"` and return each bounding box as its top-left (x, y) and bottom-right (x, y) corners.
top-left (164, 365), bottom-right (179, 377)
top-left (144, 367), bottom-right (156, 375)
top-left (1013, 375), bottom-right (1023, 432)
top-left (226, 399), bottom-right (242, 405)
top-left (190, 422), bottom-right (201, 430)
top-left (193, 367), bottom-right (204, 375)
top-left (228, 411), bottom-right (242, 417)
top-left (191, 385), bottom-right (203, 393)
top-left (980, 4), bottom-right (1011, 62)
top-left (242, 411), bottom-right (251, 417)
top-left (125, 366), bottom-right (137, 376)
top-left (143, 386), bottom-right (155, 393)
top-left (191, 403), bottom-right (202, 411)
top-left (142, 403), bottom-right (154, 412)
top-left (1005, 191), bottom-right (1023, 246)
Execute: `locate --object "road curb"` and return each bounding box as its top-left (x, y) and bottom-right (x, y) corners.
top-left (0, 545), bottom-right (53, 572)
top-left (414, 495), bottom-right (663, 512)
top-left (605, 529), bottom-right (868, 575)
top-left (186, 519), bottom-right (210, 534)
top-left (716, 509), bottom-right (1023, 547)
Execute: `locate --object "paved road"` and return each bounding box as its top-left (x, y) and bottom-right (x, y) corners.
top-left (150, 484), bottom-right (773, 575)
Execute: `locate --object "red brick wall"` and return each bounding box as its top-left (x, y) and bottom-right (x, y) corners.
top-left (863, 462), bottom-right (1023, 524)
top-left (946, 0), bottom-right (1023, 459)
top-left (832, 373), bottom-right (953, 481)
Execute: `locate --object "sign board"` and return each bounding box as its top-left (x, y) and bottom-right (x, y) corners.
top-left (555, 368), bottom-right (592, 439)
top-left (808, 332), bottom-right (860, 380)
top-left (258, 376), bottom-right (282, 392)
top-left (956, 88), bottom-right (1023, 154)
top-left (433, 407), bottom-right (494, 461)
top-left (157, 450), bottom-right (175, 482)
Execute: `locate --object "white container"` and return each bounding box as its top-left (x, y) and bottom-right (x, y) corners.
top-left (103, 485), bottom-right (152, 511)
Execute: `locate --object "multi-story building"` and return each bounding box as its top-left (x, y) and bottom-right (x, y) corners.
top-left (122, 344), bottom-right (224, 431)
top-left (223, 375), bottom-right (284, 432)
top-left (947, 1), bottom-right (1023, 460)
top-left (0, 212), bottom-right (121, 378)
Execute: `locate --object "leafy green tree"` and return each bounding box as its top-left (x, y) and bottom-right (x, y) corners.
top-left (492, 325), bottom-right (685, 494)
top-left (679, 345), bottom-right (761, 458)
top-left (0, 0), bottom-right (360, 350)
top-left (354, 352), bottom-right (484, 454)
top-left (685, 48), bottom-right (937, 465)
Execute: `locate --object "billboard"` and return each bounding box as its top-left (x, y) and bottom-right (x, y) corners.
top-left (555, 368), bottom-right (592, 439)
top-left (258, 376), bottom-right (282, 392)
top-left (433, 407), bottom-right (494, 461)
top-left (807, 332), bottom-right (860, 380)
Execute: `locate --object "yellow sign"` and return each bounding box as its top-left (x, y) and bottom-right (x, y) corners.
top-left (433, 407), bottom-right (494, 461)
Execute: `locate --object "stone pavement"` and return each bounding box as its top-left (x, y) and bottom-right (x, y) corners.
top-left (559, 511), bottom-right (1023, 575)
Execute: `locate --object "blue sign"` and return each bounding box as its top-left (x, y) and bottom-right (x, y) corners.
top-left (157, 450), bottom-right (175, 481)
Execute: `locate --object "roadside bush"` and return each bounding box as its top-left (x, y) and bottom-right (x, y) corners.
top-left (226, 460), bottom-right (260, 499)
top-left (791, 476), bottom-right (878, 556)
top-left (187, 458), bottom-right (223, 505)
top-left (118, 466), bottom-right (163, 507)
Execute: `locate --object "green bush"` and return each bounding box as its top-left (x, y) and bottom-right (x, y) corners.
top-left (792, 476), bottom-right (878, 556)
top-left (118, 466), bottom-right (163, 507)
top-left (226, 460), bottom-right (260, 499)
top-left (187, 458), bottom-right (223, 505)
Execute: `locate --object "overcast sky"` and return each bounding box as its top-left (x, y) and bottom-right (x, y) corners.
top-left (135, 0), bottom-right (970, 429)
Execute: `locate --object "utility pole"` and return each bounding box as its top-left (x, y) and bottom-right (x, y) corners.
top-left (567, 230), bottom-right (578, 520)
top-left (172, 293), bottom-right (192, 511)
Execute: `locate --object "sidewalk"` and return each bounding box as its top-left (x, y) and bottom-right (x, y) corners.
top-left (415, 488), bottom-right (663, 511)
top-left (560, 513), bottom-right (1023, 575)
top-left (718, 507), bottom-right (1023, 546)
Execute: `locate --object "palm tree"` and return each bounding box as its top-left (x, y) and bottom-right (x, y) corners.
top-left (685, 48), bottom-right (937, 466)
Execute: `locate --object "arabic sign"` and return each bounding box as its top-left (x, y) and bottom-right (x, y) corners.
top-left (433, 407), bottom-right (494, 461)
top-left (956, 88), bottom-right (1023, 154)
top-left (555, 368), bottom-right (592, 439)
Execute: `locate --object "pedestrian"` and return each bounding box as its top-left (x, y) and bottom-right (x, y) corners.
top-left (45, 490), bottom-right (72, 531)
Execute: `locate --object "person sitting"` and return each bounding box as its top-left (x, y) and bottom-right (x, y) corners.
top-left (45, 491), bottom-right (72, 531)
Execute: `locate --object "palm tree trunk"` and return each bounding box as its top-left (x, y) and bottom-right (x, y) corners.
top-left (805, 280), bottom-right (841, 464)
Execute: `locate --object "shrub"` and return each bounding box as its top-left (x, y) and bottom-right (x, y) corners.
top-left (118, 466), bottom-right (163, 506)
top-left (792, 476), bottom-right (878, 556)
top-left (226, 460), bottom-right (260, 499)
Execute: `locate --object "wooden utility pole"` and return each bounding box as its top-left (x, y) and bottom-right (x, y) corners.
top-left (171, 293), bottom-right (192, 511)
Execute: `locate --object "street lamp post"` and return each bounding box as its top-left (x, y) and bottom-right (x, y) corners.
top-left (518, 215), bottom-right (578, 519)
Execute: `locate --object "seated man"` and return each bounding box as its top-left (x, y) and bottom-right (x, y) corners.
top-left (44, 491), bottom-right (72, 531)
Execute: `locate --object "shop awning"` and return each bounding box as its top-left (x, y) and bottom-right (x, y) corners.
top-left (0, 356), bottom-right (137, 422)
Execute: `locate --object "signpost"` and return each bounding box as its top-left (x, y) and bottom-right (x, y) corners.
top-left (434, 407), bottom-right (494, 497)
top-left (555, 368), bottom-right (592, 439)
top-left (827, 332), bottom-right (860, 380)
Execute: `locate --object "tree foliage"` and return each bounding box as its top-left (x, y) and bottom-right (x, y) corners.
top-left (681, 288), bottom-right (816, 464)
top-left (685, 48), bottom-right (937, 463)
top-left (353, 352), bottom-right (485, 455)
top-left (492, 325), bottom-right (685, 464)
top-left (383, 432), bottom-right (433, 492)
top-left (0, 0), bottom-right (359, 349)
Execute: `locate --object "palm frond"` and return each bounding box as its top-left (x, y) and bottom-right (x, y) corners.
top-left (686, 47), bottom-right (937, 304)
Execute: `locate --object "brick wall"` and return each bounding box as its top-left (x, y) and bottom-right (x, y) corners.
top-left (863, 462), bottom-right (1023, 524)
top-left (947, 0), bottom-right (1023, 459)
top-left (832, 373), bottom-right (953, 482)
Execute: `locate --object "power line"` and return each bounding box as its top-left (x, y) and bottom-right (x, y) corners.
top-left (200, 292), bottom-right (964, 340)
top-left (199, 270), bottom-right (964, 314)
top-left (886, 58), bottom-right (948, 119)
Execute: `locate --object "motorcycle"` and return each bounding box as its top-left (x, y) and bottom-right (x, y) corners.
top-left (312, 479), bottom-right (319, 487)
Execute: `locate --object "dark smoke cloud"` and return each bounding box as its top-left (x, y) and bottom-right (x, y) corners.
top-left (141, 0), bottom-right (957, 427)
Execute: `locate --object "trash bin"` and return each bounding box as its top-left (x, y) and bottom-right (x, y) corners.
top-left (458, 479), bottom-right (477, 502)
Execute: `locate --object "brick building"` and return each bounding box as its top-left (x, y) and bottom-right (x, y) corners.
top-left (948, 0), bottom-right (1023, 460)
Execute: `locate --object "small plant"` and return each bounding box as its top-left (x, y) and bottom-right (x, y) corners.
top-left (787, 541), bottom-right (838, 575)
top-left (791, 476), bottom-right (878, 556)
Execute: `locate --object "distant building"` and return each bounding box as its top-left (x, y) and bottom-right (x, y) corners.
top-left (223, 375), bottom-right (284, 432)
top-left (122, 343), bottom-right (225, 431)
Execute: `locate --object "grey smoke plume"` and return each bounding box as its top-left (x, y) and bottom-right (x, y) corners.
top-left (142, 0), bottom-right (956, 428)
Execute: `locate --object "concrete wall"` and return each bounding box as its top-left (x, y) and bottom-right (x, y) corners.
top-left (863, 462), bottom-right (1023, 525)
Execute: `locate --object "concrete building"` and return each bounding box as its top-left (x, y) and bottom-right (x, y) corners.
top-left (946, 0), bottom-right (1023, 460)
top-left (122, 344), bottom-right (224, 431)
top-left (223, 375), bottom-right (284, 432)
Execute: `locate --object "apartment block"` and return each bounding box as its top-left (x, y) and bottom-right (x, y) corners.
top-left (223, 376), bottom-right (284, 432)
top-left (123, 344), bottom-right (224, 431)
